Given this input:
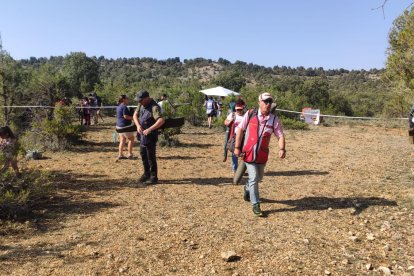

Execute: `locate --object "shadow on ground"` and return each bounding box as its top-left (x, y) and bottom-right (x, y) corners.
top-left (178, 142), bottom-right (215, 148)
top-left (70, 140), bottom-right (117, 153)
top-left (262, 196), bottom-right (397, 215)
top-left (158, 156), bottom-right (200, 160)
top-left (161, 177), bottom-right (233, 185)
top-left (265, 170), bottom-right (329, 176)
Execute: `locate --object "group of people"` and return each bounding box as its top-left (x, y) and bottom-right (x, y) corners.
top-left (79, 92), bottom-right (104, 126)
top-left (4, 90), bottom-right (414, 217)
top-left (115, 90), bottom-right (286, 216)
top-left (115, 90), bottom-right (165, 185)
top-left (223, 93), bottom-right (286, 216)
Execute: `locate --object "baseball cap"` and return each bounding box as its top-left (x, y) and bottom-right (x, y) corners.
top-left (258, 93), bottom-right (273, 101)
top-left (135, 90), bottom-right (150, 102)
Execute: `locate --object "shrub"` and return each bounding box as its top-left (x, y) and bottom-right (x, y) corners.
top-left (0, 170), bottom-right (54, 219)
top-left (281, 117), bottom-right (309, 130)
top-left (157, 100), bottom-right (182, 147)
top-left (21, 103), bottom-right (83, 151)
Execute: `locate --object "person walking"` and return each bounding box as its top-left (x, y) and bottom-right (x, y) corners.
top-left (234, 93), bottom-right (286, 217)
top-left (205, 96), bottom-right (217, 129)
top-left (224, 99), bottom-right (246, 174)
top-left (133, 90), bottom-right (165, 184)
top-left (116, 95), bottom-right (135, 161)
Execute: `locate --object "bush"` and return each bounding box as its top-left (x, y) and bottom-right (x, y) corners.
top-left (0, 170), bottom-right (54, 219)
top-left (281, 117), bottom-right (309, 130)
top-left (21, 103), bottom-right (83, 151)
top-left (157, 101), bottom-right (182, 147)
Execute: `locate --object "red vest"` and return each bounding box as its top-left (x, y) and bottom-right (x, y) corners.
top-left (242, 113), bottom-right (274, 164)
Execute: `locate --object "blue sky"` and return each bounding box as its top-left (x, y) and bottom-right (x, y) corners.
top-left (0, 0), bottom-right (412, 69)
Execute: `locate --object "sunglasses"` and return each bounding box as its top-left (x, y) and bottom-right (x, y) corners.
top-left (262, 99), bottom-right (273, 105)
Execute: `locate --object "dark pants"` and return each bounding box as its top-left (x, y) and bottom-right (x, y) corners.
top-left (140, 144), bottom-right (157, 178)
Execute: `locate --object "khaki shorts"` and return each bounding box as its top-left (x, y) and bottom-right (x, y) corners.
top-left (119, 131), bottom-right (136, 139)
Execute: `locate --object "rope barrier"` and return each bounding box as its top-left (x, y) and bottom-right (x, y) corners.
top-left (0, 105), bottom-right (409, 120)
top-left (275, 108), bottom-right (408, 120)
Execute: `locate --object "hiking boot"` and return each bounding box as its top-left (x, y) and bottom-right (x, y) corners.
top-left (138, 174), bottom-right (150, 183)
top-left (252, 203), bottom-right (264, 217)
top-left (243, 189), bottom-right (250, 202)
top-left (144, 177), bottom-right (158, 185)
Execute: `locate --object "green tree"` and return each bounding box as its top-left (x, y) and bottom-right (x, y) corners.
top-left (63, 52), bottom-right (100, 97)
top-left (30, 63), bottom-right (68, 118)
top-left (213, 71), bottom-right (246, 92)
top-left (298, 78), bottom-right (330, 110)
top-left (385, 6), bottom-right (414, 90)
top-left (0, 40), bottom-right (25, 125)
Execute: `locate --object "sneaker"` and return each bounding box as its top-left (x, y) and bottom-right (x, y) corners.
top-left (252, 203), bottom-right (264, 217)
top-left (127, 154), bottom-right (134, 160)
top-left (138, 174), bottom-right (150, 183)
top-left (144, 177), bottom-right (158, 185)
top-left (243, 189), bottom-right (250, 202)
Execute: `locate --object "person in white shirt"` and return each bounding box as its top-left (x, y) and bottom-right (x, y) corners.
top-left (224, 99), bottom-right (246, 174)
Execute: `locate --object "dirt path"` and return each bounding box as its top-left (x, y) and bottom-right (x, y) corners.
top-left (1, 121), bottom-right (413, 275)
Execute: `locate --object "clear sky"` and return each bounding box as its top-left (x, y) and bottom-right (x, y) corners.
top-left (0, 0), bottom-right (412, 70)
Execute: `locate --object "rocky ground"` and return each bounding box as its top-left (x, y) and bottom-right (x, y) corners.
top-left (0, 119), bottom-right (413, 275)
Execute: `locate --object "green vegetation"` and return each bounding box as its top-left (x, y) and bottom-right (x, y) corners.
top-left (1, 5), bottom-right (413, 148)
top-left (0, 170), bottom-right (54, 219)
top-left (385, 5), bottom-right (414, 117)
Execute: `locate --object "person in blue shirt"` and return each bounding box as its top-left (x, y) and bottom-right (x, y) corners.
top-left (116, 95), bottom-right (136, 161)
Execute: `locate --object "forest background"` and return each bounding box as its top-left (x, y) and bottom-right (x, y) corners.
top-left (0, 4), bottom-right (413, 141)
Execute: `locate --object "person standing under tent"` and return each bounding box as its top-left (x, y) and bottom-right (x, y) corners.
top-left (217, 96), bottom-right (225, 117)
top-left (205, 96), bottom-right (217, 129)
top-left (234, 93), bottom-right (286, 217)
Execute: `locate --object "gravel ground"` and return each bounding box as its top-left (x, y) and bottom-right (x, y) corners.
top-left (1, 120), bottom-right (413, 275)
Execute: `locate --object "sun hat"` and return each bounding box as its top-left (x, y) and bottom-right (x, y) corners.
top-left (258, 92), bottom-right (273, 101)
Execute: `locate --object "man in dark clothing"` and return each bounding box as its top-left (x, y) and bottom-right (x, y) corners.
top-left (133, 90), bottom-right (165, 184)
top-left (409, 104), bottom-right (414, 130)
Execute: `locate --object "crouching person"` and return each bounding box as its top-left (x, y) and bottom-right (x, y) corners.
top-left (133, 90), bottom-right (165, 185)
top-left (234, 93), bottom-right (286, 217)
top-left (0, 126), bottom-right (20, 175)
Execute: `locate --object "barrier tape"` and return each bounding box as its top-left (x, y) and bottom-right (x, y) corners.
top-left (0, 105), bottom-right (409, 120)
top-left (274, 108), bottom-right (408, 120)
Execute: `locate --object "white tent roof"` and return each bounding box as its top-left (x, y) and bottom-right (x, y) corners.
top-left (200, 86), bottom-right (240, 97)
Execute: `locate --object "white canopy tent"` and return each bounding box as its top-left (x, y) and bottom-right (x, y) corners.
top-left (200, 86), bottom-right (240, 97)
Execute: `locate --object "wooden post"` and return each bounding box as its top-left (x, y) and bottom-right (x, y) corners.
top-left (409, 128), bottom-right (414, 144)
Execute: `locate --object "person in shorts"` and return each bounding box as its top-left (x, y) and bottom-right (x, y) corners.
top-left (116, 95), bottom-right (136, 161)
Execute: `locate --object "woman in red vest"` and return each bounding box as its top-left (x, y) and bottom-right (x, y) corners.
top-left (234, 93), bottom-right (286, 217)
